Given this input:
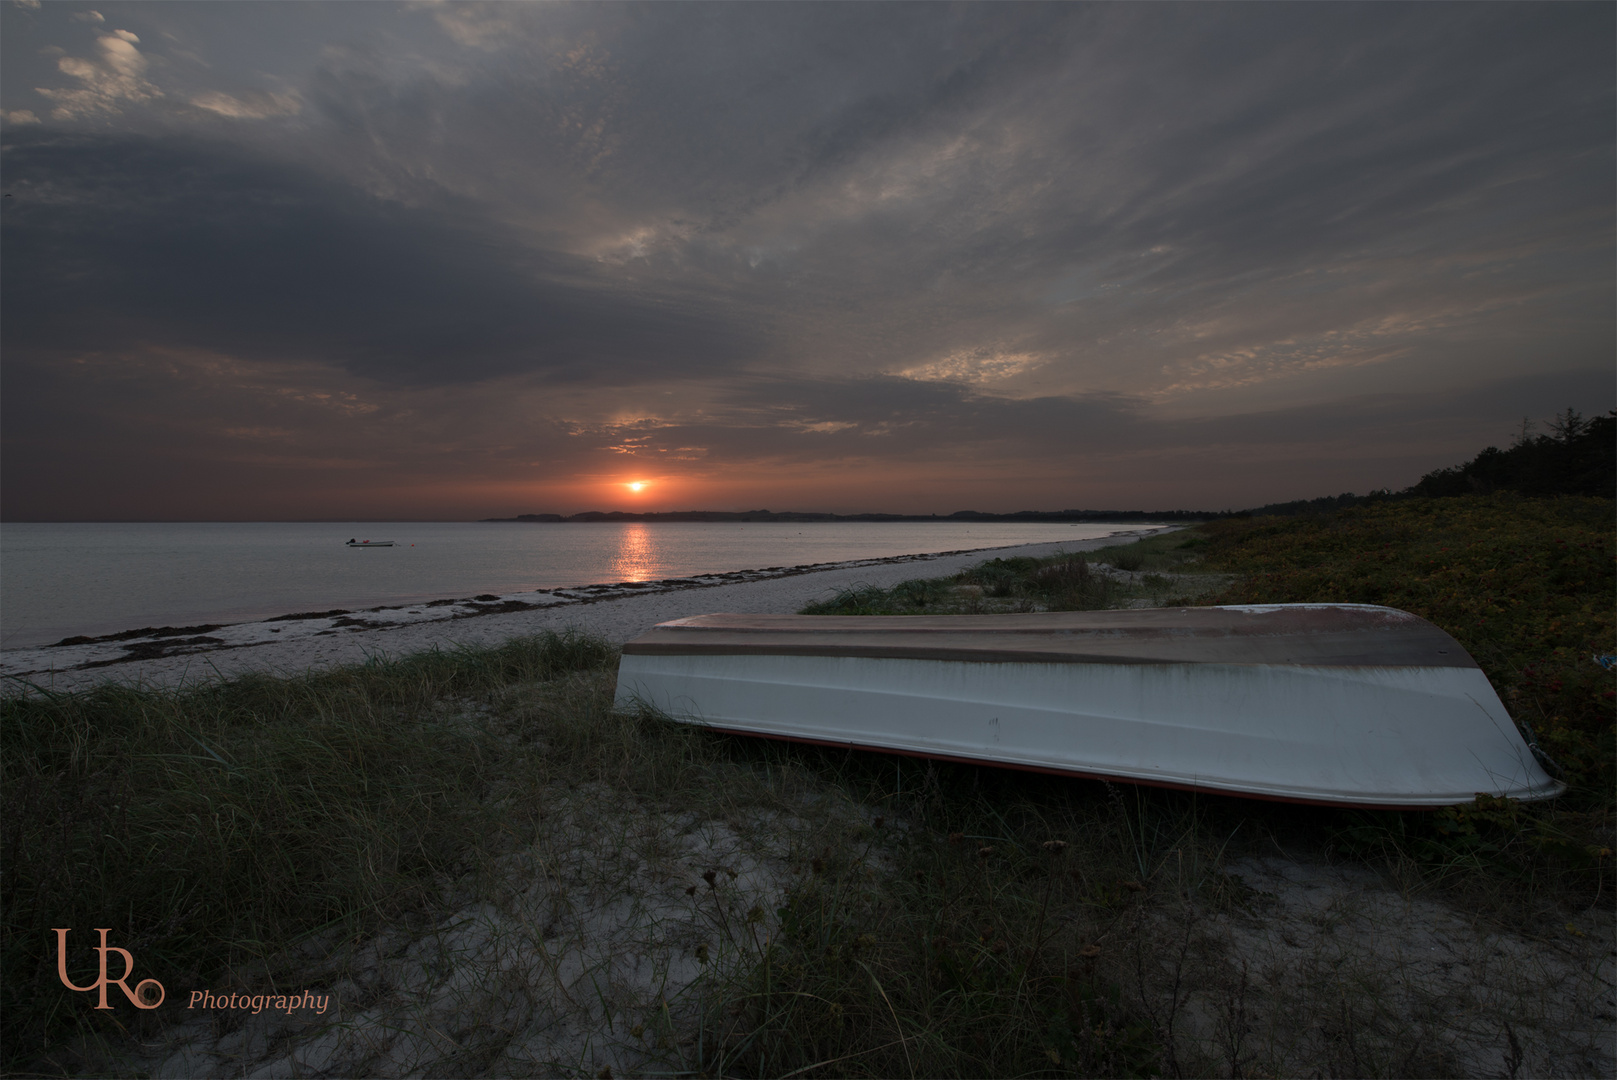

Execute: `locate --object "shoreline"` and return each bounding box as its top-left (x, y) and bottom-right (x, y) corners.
top-left (0, 519), bottom-right (1147, 652)
top-left (1, 528), bottom-right (1174, 692)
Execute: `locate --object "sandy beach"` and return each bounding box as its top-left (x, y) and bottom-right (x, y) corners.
top-left (1, 529), bottom-right (1170, 693)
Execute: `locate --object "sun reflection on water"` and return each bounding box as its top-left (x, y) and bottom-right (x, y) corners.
top-left (610, 523), bottom-right (660, 582)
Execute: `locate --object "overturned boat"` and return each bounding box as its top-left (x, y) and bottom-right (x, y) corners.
top-left (614, 604), bottom-right (1562, 809)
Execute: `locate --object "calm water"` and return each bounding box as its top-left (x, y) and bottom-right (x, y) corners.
top-left (0, 521), bottom-right (1134, 648)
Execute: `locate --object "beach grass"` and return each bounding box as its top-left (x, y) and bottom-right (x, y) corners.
top-left (2, 632), bottom-right (618, 1072)
top-left (800, 528), bottom-right (1229, 616)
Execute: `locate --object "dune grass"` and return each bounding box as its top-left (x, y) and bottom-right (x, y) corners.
top-left (801, 528), bottom-right (1228, 616)
top-left (2, 632), bottom-right (617, 1073)
top-left (677, 738), bottom-right (1610, 1079)
top-left (690, 751), bottom-right (1215, 1078)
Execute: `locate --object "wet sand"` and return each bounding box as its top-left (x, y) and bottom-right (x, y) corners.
top-left (1, 529), bottom-right (1172, 693)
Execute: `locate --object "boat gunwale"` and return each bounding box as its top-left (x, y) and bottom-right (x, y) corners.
top-left (619, 641), bottom-right (1478, 668)
top-left (621, 605), bottom-right (1481, 669)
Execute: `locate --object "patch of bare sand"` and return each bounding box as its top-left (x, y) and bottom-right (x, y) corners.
top-left (141, 785), bottom-right (857, 1079)
top-left (1133, 855), bottom-right (1616, 1078)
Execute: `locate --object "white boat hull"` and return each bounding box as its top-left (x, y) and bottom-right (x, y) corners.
top-left (614, 606), bottom-right (1562, 808)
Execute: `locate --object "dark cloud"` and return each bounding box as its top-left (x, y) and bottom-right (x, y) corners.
top-left (1, 131), bottom-right (760, 387)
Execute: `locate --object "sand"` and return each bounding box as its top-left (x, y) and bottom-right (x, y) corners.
top-left (1, 530), bottom-right (1171, 693)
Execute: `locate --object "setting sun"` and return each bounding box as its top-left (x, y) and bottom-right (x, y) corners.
top-left (627, 481), bottom-right (646, 492)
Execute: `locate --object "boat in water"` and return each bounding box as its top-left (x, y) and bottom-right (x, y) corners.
top-left (345, 539), bottom-right (395, 547)
top-left (614, 604), bottom-right (1562, 809)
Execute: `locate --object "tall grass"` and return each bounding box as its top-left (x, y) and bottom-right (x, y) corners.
top-left (673, 745), bottom-right (1239, 1078)
top-left (1, 632), bottom-right (614, 1072)
top-left (763, 497), bottom-right (1613, 1073)
top-left (802, 553), bottom-right (1161, 615)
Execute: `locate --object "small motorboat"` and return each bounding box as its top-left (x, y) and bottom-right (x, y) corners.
top-left (345, 539), bottom-right (395, 547)
top-left (614, 605), bottom-right (1562, 809)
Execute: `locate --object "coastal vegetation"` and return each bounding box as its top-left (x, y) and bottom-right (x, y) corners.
top-left (2, 634), bottom-right (616, 1073)
top-left (2, 491), bottom-right (1610, 1077)
top-left (800, 526), bottom-right (1226, 616)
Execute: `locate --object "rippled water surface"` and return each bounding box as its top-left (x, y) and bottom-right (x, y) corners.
top-left (1, 521), bottom-right (1135, 647)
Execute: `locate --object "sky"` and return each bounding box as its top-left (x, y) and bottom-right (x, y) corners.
top-left (1, 2), bottom-right (1612, 520)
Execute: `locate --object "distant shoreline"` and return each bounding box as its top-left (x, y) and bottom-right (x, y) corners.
top-left (483, 509), bottom-right (1214, 524)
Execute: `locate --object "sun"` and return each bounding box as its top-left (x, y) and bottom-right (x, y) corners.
top-left (627, 481), bottom-right (646, 492)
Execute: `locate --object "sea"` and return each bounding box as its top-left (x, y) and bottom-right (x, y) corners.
top-left (0, 521), bottom-right (1136, 649)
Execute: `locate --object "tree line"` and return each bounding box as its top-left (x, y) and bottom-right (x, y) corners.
top-left (1242, 408), bottom-right (1614, 517)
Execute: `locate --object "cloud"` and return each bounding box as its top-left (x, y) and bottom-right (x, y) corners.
top-left (191, 89), bottom-right (302, 120)
top-left (427, 3), bottom-right (533, 52)
top-left (1, 131), bottom-right (761, 388)
top-left (2, 109), bottom-right (41, 125)
top-left (37, 28), bottom-right (162, 119)
top-left (898, 347), bottom-right (1048, 386)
